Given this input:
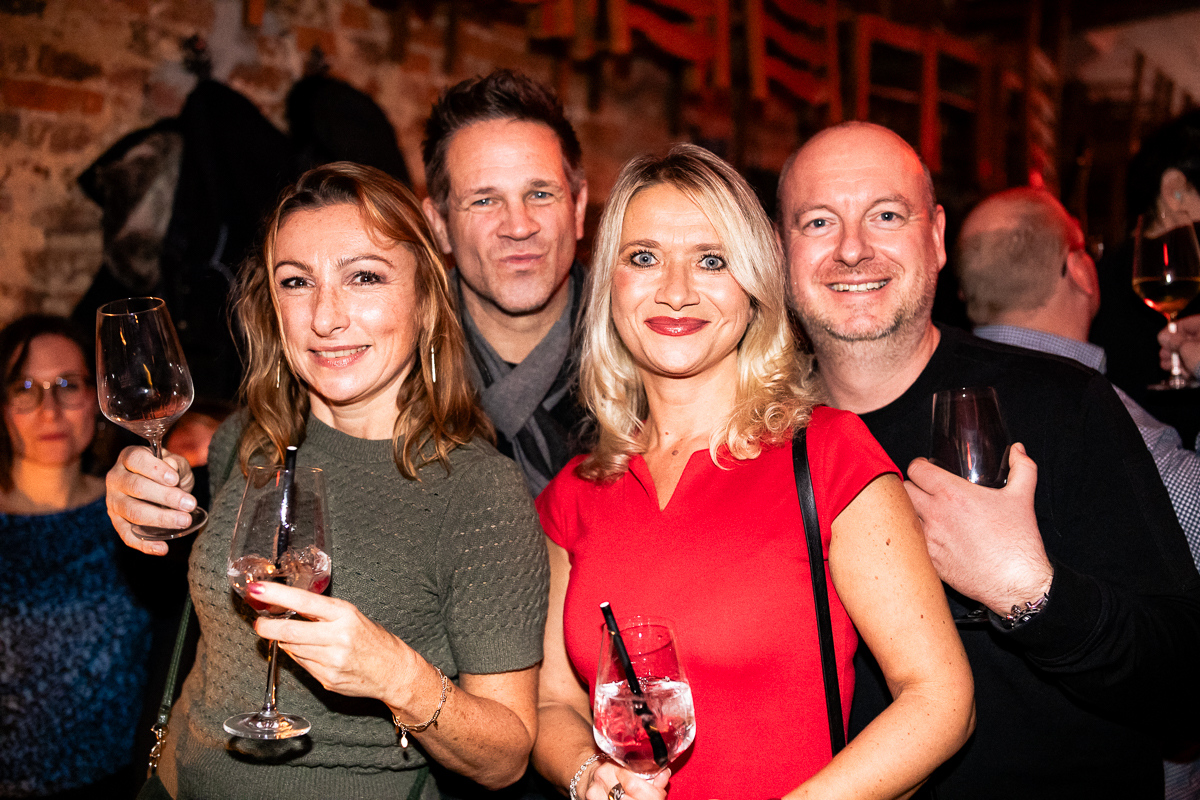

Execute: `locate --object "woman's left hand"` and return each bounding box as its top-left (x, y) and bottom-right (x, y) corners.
top-left (250, 581), bottom-right (415, 703)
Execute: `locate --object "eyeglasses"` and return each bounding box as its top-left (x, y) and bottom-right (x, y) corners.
top-left (6, 374), bottom-right (94, 414)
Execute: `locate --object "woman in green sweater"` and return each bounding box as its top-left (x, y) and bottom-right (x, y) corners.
top-left (105, 163), bottom-right (549, 799)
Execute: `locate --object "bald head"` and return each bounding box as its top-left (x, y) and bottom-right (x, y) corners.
top-left (778, 122), bottom-right (936, 221)
top-left (957, 188), bottom-right (1085, 325)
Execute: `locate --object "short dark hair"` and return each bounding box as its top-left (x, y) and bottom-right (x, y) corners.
top-left (0, 314), bottom-right (94, 491)
top-left (422, 69), bottom-right (584, 211)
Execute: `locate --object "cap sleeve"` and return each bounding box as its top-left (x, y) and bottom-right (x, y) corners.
top-left (805, 406), bottom-right (901, 524)
top-left (535, 455), bottom-right (588, 553)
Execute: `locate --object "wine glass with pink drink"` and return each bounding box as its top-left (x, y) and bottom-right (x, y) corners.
top-left (593, 615), bottom-right (695, 778)
top-left (224, 452), bottom-right (331, 740)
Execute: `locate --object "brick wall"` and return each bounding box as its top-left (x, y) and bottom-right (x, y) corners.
top-left (0, 0), bottom-right (803, 325)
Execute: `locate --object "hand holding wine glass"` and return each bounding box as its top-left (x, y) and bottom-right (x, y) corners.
top-left (1158, 313), bottom-right (1200, 378)
top-left (1133, 211), bottom-right (1200, 390)
top-left (96, 297), bottom-right (206, 539)
top-left (929, 386), bottom-right (1011, 623)
top-left (224, 450), bottom-right (330, 740)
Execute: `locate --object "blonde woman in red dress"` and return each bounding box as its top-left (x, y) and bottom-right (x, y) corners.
top-left (532, 145), bottom-right (974, 800)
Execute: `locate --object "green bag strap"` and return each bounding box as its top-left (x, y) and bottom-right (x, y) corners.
top-left (147, 425), bottom-right (241, 776)
top-left (407, 766), bottom-right (430, 800)
top-left (148, 593), bottom-right (193, 775)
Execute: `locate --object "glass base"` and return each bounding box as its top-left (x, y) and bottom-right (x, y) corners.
top-left (132, 507), bottom-right (207, 541)
top-left (1148, 376), bottom-right (1200, 391)
top-left (223, 711), bottom-right (311, 740)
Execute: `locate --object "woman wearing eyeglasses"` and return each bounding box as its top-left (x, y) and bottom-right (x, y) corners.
top-left (0, 314), bottom-right (153, 798)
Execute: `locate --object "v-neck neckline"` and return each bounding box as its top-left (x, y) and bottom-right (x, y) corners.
top-left (629, 449), bottom-right (711, 512)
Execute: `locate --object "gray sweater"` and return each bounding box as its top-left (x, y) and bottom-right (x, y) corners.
top-left (160, 415), bottom-right (549, 799)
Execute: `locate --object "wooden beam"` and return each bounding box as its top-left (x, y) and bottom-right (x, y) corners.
top-left (853, 15), bottom-right (871, 121)
top-left (825, 0), bottom-right (841, 122)
top-left (244, 0), bottom-right (265, 27)
top-left (920, 30), bottom-right (940, 173)
top-left (1128, 50), bottom-right (1145, 154)
top-left (746, 0), bottom-right (767, 100)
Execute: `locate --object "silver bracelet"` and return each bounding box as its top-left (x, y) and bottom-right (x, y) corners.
top-left (1000, 591), bottom-right (1050, 630)
top-left (393, 666), bottom-right (450, 748)
top-left (570, 753), bottom-right (605, 800)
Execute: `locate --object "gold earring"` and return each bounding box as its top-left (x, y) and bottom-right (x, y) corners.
top-left (275, 358), bottom-right (283, 389)
top-left (430, 346), bottom-right (437, 385)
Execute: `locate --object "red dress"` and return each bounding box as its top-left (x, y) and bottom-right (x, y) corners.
top-left (536, 406), bottom-right (899, 799)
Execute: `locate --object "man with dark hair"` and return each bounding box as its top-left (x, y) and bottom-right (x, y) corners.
top-left (421, 70), bottom-right (588, 497)
top-left (779, 121), bottom-right (1200, 797)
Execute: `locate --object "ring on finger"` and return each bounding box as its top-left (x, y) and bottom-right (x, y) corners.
top-left (608, 784), bottom-right (625, 800)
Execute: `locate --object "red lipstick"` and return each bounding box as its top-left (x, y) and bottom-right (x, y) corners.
top-left (644, 317), bottom-right (709, 336)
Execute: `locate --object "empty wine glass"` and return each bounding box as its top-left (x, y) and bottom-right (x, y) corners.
top-left (931, 386), bottom-right (1011, 624)
top-left (931, 386), bottom-right (1010, 489)
top-left (1132, 211), bottom-right (1200, 390)
top-left (593, 616), bottom-right (695, 779)
top-left (96, 297), bottom-right (206, 539)
top-left (224, 459), bottom-right (330, 740)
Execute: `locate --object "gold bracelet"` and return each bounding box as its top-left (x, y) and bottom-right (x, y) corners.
top-left (393, 666), bottom-right (449, 748)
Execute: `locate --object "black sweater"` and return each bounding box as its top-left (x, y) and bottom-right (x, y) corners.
top-left (849, 325), bottom-right (1200, 799)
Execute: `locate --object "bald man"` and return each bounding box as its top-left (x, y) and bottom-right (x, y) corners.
top-left (958, 188), bottom-right (1200, 561)
top-left (778, 122), bottom-right (1200, 797)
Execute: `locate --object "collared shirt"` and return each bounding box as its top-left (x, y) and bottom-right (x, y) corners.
top-left (975, 324), bottom-right (1200, 564)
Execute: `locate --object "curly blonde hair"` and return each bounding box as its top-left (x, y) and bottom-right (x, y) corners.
top-left (578, 144), bottom-right (819, 482)
top-left (234, 162), bottom-right (492, 478)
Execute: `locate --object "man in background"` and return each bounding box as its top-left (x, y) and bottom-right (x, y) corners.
top-left (956, 187), bottom-right (1199, 560)
top-left (778, 121), bottom-right (1200, 797)
top-left (957, 188), bottom-right (1200, 798)
top-left (421, 70), bottom-right (588, 497)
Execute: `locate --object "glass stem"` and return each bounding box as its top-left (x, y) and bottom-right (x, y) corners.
top-left (1168, 320), bottom-right (1185, 378)
top-left (149, 434), bottom-right (164, 460)
top-left (260, 639), bottom-right (281, 718)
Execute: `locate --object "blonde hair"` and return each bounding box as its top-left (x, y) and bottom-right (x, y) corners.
top-left (234, 162), bottom-right (492, 478)
top-left (578, 144), bottom-right (819, 482)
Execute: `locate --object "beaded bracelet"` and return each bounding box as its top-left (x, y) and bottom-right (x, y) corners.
top-left (570, 753), bottom-right (605, 800)
top-left (393, 666), bottom-right (450, 748)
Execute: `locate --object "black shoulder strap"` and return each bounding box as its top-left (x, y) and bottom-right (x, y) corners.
top-left (792, 427), bottom-right (847, 756)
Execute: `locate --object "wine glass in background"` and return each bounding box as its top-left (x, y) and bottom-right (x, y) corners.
top-left (224, 462), bottom-right (330, 740)
top-left (593, 616), bottom-right (695, 779)
top-left (96, 297), bottom-right (206, 539)
top-left (930, 386), bottom-right (1011, 624)
top-left (1132, 211), bottom-right (1200, 390)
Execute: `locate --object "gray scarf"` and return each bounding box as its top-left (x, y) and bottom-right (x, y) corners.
top-left (456, 272), bottom-right (576, 496)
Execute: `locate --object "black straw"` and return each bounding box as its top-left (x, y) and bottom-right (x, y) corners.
top-left (601, 602), bottom-right (644, 696)
top-left (599, 602), bottom-right (669, 767)
top-left (276, 446), bottom-right (298, 564)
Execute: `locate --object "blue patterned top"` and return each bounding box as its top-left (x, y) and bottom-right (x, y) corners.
top-left (0, 497), bottom-right (152, 795)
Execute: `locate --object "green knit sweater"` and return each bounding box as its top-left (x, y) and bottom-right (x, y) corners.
top-left (160, 415), bottom-right (549, 800)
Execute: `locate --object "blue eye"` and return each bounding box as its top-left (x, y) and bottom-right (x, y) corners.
top-left (700, 254), bottom-right (725, 271)
top-left (630, 251), bottom-right (657, 267)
